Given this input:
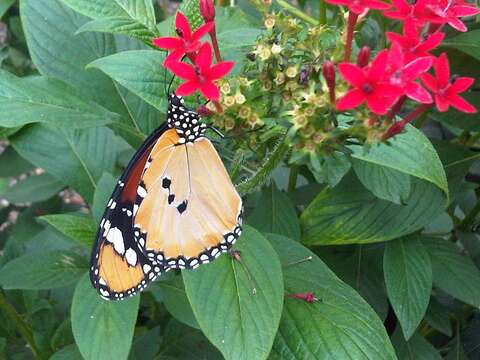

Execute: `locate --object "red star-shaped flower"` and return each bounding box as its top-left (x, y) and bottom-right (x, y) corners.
top-left (336, 50), bottom-right (403, 115)
top-left (387, 19), bottom-right (445, 63)
top-left (168, 43), bottom-right (234, 100)
top-left (421, 53), bottom-right (477, 113)
top-left (387, 43), bottom-right (433, 104)
top-left (425, 0), bottom-right (480, 32)
top-left (325, 0), bottom-right (390, 14)
top-left (152, 12), bottom-right (214, 65)
top-left (383, 0), bottom-right (433, 27)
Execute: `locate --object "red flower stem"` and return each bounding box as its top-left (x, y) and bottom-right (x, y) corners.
top-left (213, 100), bottom-right (224, 113)
top-left (382, 104), bottom-right (431, 140)
top-left (386, 96), bottom-right (407, 122)
top-left (344, 12), bottom-right (358, 62)
top-left (209, 27), bottom-right (222, 62)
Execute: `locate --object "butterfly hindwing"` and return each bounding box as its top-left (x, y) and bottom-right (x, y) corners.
top-left (90, 124), bottom-right (169, 300)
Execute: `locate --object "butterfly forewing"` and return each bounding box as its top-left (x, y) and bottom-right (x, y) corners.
top-left (90, 124), bottom-right (168, 300)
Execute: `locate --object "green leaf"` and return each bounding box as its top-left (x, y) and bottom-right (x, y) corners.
top-left (71, 274), bottom-right (140, 360)
top-left (350, 125), bottom-right (448, 199)
top-left (0, 73), bottom-right (120, 129)
top-left (92, 172), bottom-right (118, 224)
top-left (12, 125), bottom-right (116, 204)
top-left (267, 234), bottom-right (396, 360)
top-left (0, 147), bottom-right (33, 177)
top-left (50, 345), bottom-right (83, 360)
top-left (383, 236), bottom-right (432, 339)
top-left (112, 0), bottom-right (156, 29)
top-left (21, 0), bottom-right (125, 114)
top-left (179, 0), bottom-right (203, 30)
top-left (443, 30), bottom-right (480, 61)
top-left (156, 275), bottom-right (199, 329)
top-left (0, 0), bottom-right (15, 18)
top-left (310, 151), bottom-right (351, 187)
top-left (423, 237), bottom-right (480, 307)
top-left (77, 17), bottom-right (154, 42)
top-left (89, 50), bottom-right (169, 112)
top-left (183, 226), bottom-right (284, 360)
top-left (248, 183), bottom-right (300, 241)
top-left (391, 329), bottom-right (442, 360)
top-left (39, 214), bottom-right (96, 247)
top-left (0, 174), bottom-right (64, 203)
top-left (0, 251), bottom-right (87, 290)
top-left (352, 159), bottom-right (411, 204)
top-left (424, 298), bottom-right (452, 337)
top-left (301, 174), bottom-right (445, 245)
top-left (60, 0), bottom-right (126, 18)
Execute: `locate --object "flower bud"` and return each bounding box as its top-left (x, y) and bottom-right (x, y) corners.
top-left (322, 60), bottom-right (336, 90)
top-left (199, 0), bottom-right (215, 22)
top-left (197, 105), bottom-right (215, 117)
top-left (356, 46), bottom-right (371, 68)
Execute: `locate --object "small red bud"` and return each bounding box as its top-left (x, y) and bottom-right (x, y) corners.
top-left (287, 292), bottom-right (319, 303)
top-left (197, 105), bottom-right (215, 117)
top-left (356, 46), bottom-right (371, 68)
top-left (200, 0), bottom-right (215, 22)
top-left (382, 120), bottom-right (407, 140)
top-left (322, 60), bottom-right (336, 105)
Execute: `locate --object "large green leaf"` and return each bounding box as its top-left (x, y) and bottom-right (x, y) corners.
top-left (391, 329), bottom-right (442, 360)
top-left (301, 174), bottom-right (445, 245)
top-left (0, 251), bottom-right (87, 290)
top-left (183, 226), bottom-right (284, 360)
top-left (112, 0), bottom-right (156, 29)
top-left (21, 0), bottom-right (125, 114)
top-left (0, 147), bottom-right (33, 177)
top-left (0, 173), bottom-right (64, 203)
top-left (442, 30), bottom-right (480, 61)
top-left (267, 234), bottom-right (396, 360)
top-left (39, 214), bottom-right (96, 247)
top-left (12, 125), bottom-right (116, 204)
top-left (77, 17), bottom-right (155, 42)
top-left (0, 0), bottom-right (15, 18)
top-left (92, 172), bottom-right (117, 224)
top-left (89, 50), bottom-right (169, 112)
top-left (71, 274), bottom-right (140, 360)
top-left (59, 0), bottom-right (125, 18)
top-left (383, 236), bottom-right (432, 340)
top-left (423, 237), bottom-right (480, 307)
top-left (249, 183), bottom-right (300, 241)
top-left (352, 159), bottom-right (411, 204)
top-left (0, 73), bottom-right (119, 128)
top-left (350, 125), bottom-right (448, 198)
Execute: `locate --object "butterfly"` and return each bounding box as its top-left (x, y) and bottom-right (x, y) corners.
top-left (90, 94), bottom-right (243, 300)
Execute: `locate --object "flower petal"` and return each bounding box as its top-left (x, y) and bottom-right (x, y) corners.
top-left (420, 73), bottom-right (438, 92)
top-left (167, 61), bottom-right (197, 80)
top-left (200, 82), bottom-right (221, 100)
top-left (403, 56), bottom-right (433, 81)
top-left (417, 32), bottom-right (445, 52)
top-left (152, 37), bottom-right (183, 50)
top-left (434, 53), bottom-right (450, 88)
top-left (336, 89), bottom-right (365, 110)
top-left (405, 82), bottom-right (433, 104)
top-left (453, 5), bottom-right (480, 17)
top-left (434, 94), bottom-right (450, 112)
top-left (368, 49), bottom-right (389, 82)
top-left (176, 81), bottom-right (200, 96)
top-left (207, 61), bottom-right (235, 80)
top-left (338, 63), bottom-right (366, 87)
top-left (447, 17), bottom-right (467, 32)
top-left (364, 0), bottom-right (391, 10)
top-left (195, 43), bottom-right (213, 72)
top-left (366, 94), bottom-right (393, 115)
top-left (450, 77), bottom-right (475, 93)
top-left (448, 94), bottom-right (477, 114)
top-left (175, 12), bottom-right (192, 40)
top-left (192, 22), bottom-right (215, 41)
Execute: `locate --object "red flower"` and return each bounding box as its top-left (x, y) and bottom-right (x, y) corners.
top-left (152, 12), bottom-right (214, 65)
top-left (387, 20), bottom-right (445, 63)
top-left (387, 43), bottom-right (433, 104)
top-left (324, 0), bottom-right (390, 14)
top-left (383, 0), bottom-right (432, 26)
top-left (425, 0), bottom-right (480, 32)
top-left (287, 292), bottom-right (319, 303)
top-left (421, 53), bottom-right (477, 113)
top-left (168, 43), bottom-right (234, 100)
top-left (336, 50), bottom-right (403, 115)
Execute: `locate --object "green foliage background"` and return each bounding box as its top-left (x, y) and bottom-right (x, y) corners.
top-left (0, 0), bottom-right (479, 359)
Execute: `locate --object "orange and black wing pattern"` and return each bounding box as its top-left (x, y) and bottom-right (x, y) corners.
top-left (89, 124), bottom-right (168, 300)
top-left (132, 96), bottom-right (243, 270)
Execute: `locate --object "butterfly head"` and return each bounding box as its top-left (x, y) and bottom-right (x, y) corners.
top-left (167, 94), bottom-right (207, 144)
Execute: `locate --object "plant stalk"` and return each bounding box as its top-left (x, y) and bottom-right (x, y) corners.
top-left (287, 165), bottom-right (299, 192)
top-left (319, 0), bottom-right (327, 25)
top-left (344, 12), bottom-right (358, 62)
top-left (276, 0), bottom-right (318, 25)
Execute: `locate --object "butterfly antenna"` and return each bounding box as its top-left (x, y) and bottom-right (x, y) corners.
top-left (167, 73), bottom-right (176, 96)
top-left (207, 125), bottom-right (224, 138)
top-left (229, 250), bottom-right (257, 295)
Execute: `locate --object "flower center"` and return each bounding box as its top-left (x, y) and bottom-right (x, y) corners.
top-left (362, 83), bottom-right (374, 94)
top-left (195, 67), bottom-right (207, 84)
top-left (176, 28), bottom-right (184, 38)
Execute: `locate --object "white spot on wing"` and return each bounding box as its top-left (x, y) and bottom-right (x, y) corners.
top-left (106, 227), bottom-right (125, 255)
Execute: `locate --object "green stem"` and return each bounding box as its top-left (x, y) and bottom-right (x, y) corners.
top-left (459, 200), bottom-right (480, 231)
top-left (319, 0), bottom-right (327, 25)
top-left (287, 166), bottom-right (299, 192)
top-left (0, 292), bottom-right (42, 359)
top-left (276, 0), bottom-right (318, 25)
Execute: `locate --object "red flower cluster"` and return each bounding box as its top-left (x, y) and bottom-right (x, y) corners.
top-left (327, 0), bottom-right (478, 130)
top-left (152, 11), bottom-right (234, 101)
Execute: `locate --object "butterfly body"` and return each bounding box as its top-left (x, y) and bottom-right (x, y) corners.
top-left (90, 94), bottom-right (242, 300)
